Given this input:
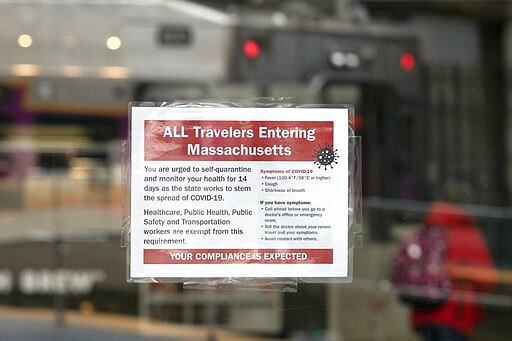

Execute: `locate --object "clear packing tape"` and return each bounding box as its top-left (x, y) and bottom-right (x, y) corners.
top-left (122, 98), bottom-right (362, 292)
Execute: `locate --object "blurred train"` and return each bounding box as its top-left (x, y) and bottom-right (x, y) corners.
top-left (0, 0), bottom-right (463, 337)
top-left (0, 0), bottom-right (423, 193)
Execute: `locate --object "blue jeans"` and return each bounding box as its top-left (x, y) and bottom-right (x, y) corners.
top-left (417, 325), bottom-right (467, 341)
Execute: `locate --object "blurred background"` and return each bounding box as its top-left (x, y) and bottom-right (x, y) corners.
top-left (0, 0), bottom-right (511, 340)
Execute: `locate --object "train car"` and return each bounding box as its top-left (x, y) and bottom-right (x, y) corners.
top-left (0, 0), bottom-right (424, 193)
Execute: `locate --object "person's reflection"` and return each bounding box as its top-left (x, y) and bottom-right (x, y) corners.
top-left (410, 183), bottom-right (497, 341)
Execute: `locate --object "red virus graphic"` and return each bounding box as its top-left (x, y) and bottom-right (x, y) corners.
top-left (314, 145), bottom-right (339, 170)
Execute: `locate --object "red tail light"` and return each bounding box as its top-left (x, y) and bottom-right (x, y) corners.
top-left (400, 52), bottom-right (416, 71)
top-left (243, 39), bottom-right (261, 60)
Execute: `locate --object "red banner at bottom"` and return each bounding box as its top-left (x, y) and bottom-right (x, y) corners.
top-left (144, 249), bottom-right (333, 264)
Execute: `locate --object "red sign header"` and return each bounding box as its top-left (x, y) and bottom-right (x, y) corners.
top-left (144, 120), bottom-right (334, 161)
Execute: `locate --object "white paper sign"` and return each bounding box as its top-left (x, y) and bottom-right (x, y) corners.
top-left (130, 107), bottom-right (349, 279)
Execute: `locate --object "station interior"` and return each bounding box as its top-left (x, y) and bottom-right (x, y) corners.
top-left (0, 1), bottom-right (512, 340)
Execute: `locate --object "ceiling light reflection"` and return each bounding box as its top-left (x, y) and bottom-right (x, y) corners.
top-left (100, 66), bottom-right (130, 79)
top-left (17, 34), bottom-right (33, 48)
top-left (10, 64), bottom-right (41, 77)
top-left (106, 36), bottom-right (122, 50)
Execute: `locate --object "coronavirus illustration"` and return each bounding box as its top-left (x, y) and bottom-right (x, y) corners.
top-left (314, 145), bottom-right (339, 170)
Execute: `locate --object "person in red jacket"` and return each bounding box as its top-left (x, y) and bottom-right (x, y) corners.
top-left (411, 199), bottom-right (497, 341)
